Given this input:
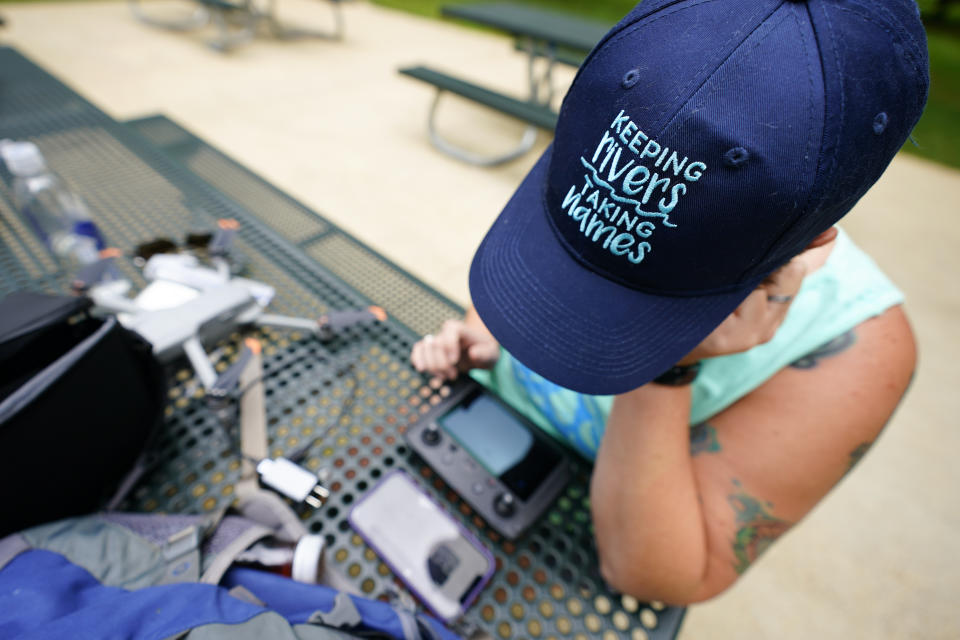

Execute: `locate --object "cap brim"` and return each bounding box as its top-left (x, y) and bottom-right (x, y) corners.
top-left (469, 148), bottom-right (756, 395)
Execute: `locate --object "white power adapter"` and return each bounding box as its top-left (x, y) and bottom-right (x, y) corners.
top-left (256, 457), bottom-right (330, 509)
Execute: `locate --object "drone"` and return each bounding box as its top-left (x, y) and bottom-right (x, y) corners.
top-left (72, 218), bottom-right (387, 398)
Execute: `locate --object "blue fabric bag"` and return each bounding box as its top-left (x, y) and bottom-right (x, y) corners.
top-left (0, 512), bottom-right (460, 640)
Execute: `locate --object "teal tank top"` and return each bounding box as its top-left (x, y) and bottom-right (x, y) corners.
top-left (470, 229), bottom-right (904, 460)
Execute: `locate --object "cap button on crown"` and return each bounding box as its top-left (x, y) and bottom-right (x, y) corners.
top-left (723, 146), bottom-right (750, 168)
top-left (621, 69), bottom-right (641, 89)
top-left (873, 112), bottom-right (889, 135)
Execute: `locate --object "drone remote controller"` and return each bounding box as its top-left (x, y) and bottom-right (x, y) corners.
top-left (405, 381), bottom-right (570, 539)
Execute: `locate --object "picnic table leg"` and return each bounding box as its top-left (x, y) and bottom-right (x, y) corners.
top-left (522, 36), bottom-right (558, 107)
top-left (128, 0), bottom-right (211, 32)
top-left (264, 0), bottom-right (345, 42)
top-left (206, 0), bottom-right (258, 52)
top-left (426, 89), bottom-right (539, 167)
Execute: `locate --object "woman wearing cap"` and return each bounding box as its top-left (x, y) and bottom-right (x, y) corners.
top-left (411, 0), bottom-right (928, 604)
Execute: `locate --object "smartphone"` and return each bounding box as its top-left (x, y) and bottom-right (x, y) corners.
top-left (349, 470), bottom-right (495, 623)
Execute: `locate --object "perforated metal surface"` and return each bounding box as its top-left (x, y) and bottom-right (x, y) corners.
top-left (132, 115), bottom-right (329, 245)
top-left (0, 47), bottom-right (684, 639)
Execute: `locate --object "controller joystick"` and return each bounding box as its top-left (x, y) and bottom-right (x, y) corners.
top-left (421, 424), bottom-right (442, 446)
top-left (493, 492), bottom-right (516, 518)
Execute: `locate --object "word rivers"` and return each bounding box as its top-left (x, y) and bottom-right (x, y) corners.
top-left (559, 110), bottom-right (707, 265)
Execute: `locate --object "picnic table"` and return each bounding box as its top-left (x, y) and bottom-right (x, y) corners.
top-left (128, 0), bottom-right (346, 52)
top-left (443, 2), bottom-right (608, 68)
top-left (400, 2), bottom-right (611, 166)
top-left (0, 45), bottom-right (684, 640)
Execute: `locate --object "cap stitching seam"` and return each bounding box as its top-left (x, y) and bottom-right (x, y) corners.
top-left (732, 4), bottom-right (821, 281)
top-left (833, 5), bottom-right (927, 112)
top-left (671, 6), bottom-right (794, 134)
top-left (584, 0), bottom-right (721, 120)
top-left (836, 5), bottom-right (925, 67)
top-left (494, 234), bottom-right (646, 355)
top-left (554, 0), bottom-right (694, 129)
top-left (660, 0), bottom-right (784, 134)
top-left (849, 0), bottom-right (923, 59)
top-left (743, 0), bottom-right (841, 278)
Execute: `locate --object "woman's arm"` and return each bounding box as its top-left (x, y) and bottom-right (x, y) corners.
top-left (589, 305), bottom-right (917, 604)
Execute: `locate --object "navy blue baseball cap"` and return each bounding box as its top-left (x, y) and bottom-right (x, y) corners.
top-left (469, 0), bottom-right (929, 395)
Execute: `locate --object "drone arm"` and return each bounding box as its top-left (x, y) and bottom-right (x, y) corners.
top-left (253, 307), bottom-right (387, 341)
top-left (253, 313), bottom-right (322, 332)
top-left (183, 335), bottom-right (219, 392)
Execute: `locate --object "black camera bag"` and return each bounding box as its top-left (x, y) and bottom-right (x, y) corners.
top-left (0, 291), bottom-right (166, 536)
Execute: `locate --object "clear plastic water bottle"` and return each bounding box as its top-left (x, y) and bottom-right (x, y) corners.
top-left (0, 139), bottom-right (105, 268)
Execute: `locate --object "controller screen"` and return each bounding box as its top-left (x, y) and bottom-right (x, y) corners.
top-left (439, 391), bottom-right (560, 500)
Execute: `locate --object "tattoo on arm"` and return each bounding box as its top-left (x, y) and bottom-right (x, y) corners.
top-left (690, 423), bottom-right (721, 456)
top-left (790, 329), bottom-right (857, 369)
top-left (842, 370), bottom-right (914, 475)
top-left (846, 442), bottom-right (872, 475)
top-left (728, 479), bottom-right (792, 574)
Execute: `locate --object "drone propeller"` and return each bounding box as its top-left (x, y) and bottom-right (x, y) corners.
top-left (317, 306), bottom-right (388, 341)
top-left (71, 248), bottom-right (123, 292)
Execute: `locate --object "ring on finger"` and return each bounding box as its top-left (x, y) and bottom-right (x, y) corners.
top-left (767, 294), bottom-right (794, 304)
top-left (423, 334), bottom-right (435, 344)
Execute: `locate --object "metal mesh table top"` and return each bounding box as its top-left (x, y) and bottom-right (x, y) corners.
top-left (0, 46), bottom-right (684, 640)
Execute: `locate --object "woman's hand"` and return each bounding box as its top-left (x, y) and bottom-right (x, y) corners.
top-left (678, 257), bottom-right (808, 365)
top-left (410, 318), bottom-right (500, 380)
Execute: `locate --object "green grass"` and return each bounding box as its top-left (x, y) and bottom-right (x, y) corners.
top-left (907, 25), bottom-right (960, 168)
top-left (374, 0), bottom-right (960, 170)
top-left (370, 0), bottom-right (636, 22)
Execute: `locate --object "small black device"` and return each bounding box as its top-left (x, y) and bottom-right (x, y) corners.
top-left (405, 381), bottom-right (570, 539)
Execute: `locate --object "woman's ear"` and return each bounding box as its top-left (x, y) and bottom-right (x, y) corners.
top-left (804, 227), bottom-right (839, 251)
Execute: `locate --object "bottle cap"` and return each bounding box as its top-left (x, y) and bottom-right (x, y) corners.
top-left (291, 534), bottom-right (326, 584)
top-left (0, 140), bottom-right (47, 176)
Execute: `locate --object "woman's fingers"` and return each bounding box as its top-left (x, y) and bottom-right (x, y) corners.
top-left (412, 332), bottom-right (459, 379)
top-left (410, 338), bottom-right (430, 372)
top-left (467, 340), bottom-right (500, 370)
top-left (438, 320), bottom-right (465, 365)
top-left (411, 318), bottom-right (500, 378)
top-left (422, 335), bottom-right (451, 377)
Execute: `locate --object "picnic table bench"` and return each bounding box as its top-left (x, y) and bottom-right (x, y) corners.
top-left (400, 2), bottom-right (610, 166)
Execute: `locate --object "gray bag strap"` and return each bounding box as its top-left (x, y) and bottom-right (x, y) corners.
top-left (0, 318), bottom-right (114, 424)
top-left (233, 489), bottom-right (308, 543)
top-left (238, 343), bottom-right (267, 495)
top-left (160, 341), bottom-right (277, 585)
top-left (199, 519), bottom-right (274, 585)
